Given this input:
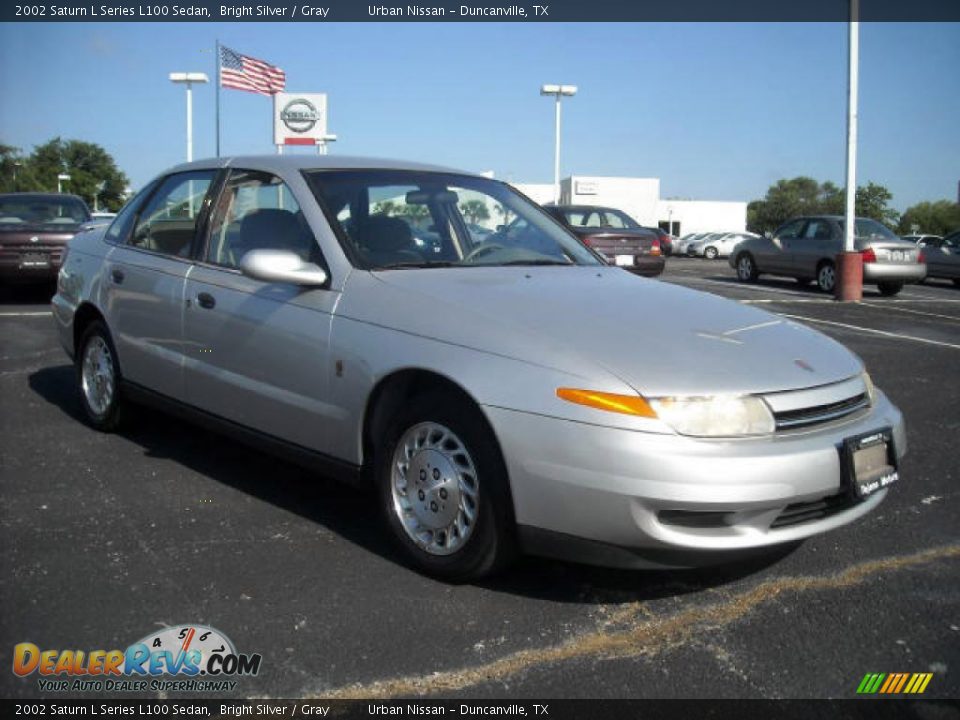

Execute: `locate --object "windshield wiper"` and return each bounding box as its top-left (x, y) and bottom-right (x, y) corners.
top-left (373, 261), bottom-right (458, 270)
top-left (500, 259), bottom-right (573, 266)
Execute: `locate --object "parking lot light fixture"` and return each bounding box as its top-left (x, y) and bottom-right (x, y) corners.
top-left (57, 173), bottom-right (71, 193)
top-left (169, 72), bottom-right (209, 162)
top-left (540, 84), bottom-right (577, 204)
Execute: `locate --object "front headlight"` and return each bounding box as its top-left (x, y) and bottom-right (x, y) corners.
top-left (648, 395), bottom-right (775, 437)
top-left (862, 371), bottom-right (876, 405)
top-left (556, 387), bottom-right (775, 437)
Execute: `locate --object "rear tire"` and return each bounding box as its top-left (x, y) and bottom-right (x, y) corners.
top-left (375, 391), bottom-right (516, 581)
top-left (877, 281), bottom-right (904, 297)
top-left (816, 261), bottom-right (836, 294)
top-left (735, 253), bottom-right (758, 283)
top-left (77, 321), bottom-right (125, 432)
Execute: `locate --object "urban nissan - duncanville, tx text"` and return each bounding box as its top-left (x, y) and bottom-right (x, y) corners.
top-left (51, 155), bottom-right (905, 580)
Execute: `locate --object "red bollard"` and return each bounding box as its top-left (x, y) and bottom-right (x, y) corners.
top-left (835, 252), bottom-right (863, 302)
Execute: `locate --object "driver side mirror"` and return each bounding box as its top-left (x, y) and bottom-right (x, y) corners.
top-left (763, 230), bottom-right (773, 240)
top-left (240, 249), bottom-right (328, 287)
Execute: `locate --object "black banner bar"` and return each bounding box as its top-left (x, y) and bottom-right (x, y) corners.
top-left (4, 0), bottom-right (960, 23)
top-left (2, 699), bottom-right (959, 719)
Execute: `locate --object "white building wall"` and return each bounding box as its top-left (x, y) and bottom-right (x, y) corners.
top-left (511, 183), bottom-right (556, 206)
top-left (560, 176), bottom-right (661, 226)
top-left (657, 199), bottom-right (747, 235)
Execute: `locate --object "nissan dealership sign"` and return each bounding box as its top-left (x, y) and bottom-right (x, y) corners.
top-left (273, 92), bottom-right (328, 146)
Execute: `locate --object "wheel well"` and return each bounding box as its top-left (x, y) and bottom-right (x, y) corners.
top-left (363, 370), bottom-right (479, 468)
top-left (72, 303), bottom-right (105, 356)
top-left (816, 258), bottom-right (835, 271)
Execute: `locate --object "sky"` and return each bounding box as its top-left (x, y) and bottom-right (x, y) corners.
top-left (0, 21), bottom-right (958, 211)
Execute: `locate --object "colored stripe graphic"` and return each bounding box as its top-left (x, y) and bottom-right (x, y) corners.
top-left (857, 672), bottom-right (932, 694)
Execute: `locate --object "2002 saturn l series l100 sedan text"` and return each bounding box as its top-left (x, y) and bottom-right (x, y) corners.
top-left (51, 156), bottom-right (905, 581)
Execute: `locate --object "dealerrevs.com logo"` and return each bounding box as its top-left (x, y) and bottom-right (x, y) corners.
top-left (13, 625), bottom-right (262, 693)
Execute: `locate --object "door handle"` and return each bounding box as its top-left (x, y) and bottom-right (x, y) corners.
top-left (197, 292), bottom-right (216, 309)
top-left (111, 268), bottom-right (125, 284)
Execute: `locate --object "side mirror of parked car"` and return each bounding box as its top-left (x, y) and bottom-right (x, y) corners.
top-left (239, 249), bottom-right (328, 287)
top-left (763, 231), bottom-right (773, 240)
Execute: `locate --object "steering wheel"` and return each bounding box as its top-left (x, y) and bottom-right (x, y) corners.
top-left (463, 242), bottom-right (505, 263)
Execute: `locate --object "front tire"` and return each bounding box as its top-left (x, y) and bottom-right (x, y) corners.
top-left (77, 321), bottom-right (125, 432)
top-left (704, 246), bottom-right (719, 260)
top-left (816, 261), bottom-right (837, 294)
top-left (375, 391), bottom-right (515, 581)
top-left (877, 281), bottom-right (904, 297)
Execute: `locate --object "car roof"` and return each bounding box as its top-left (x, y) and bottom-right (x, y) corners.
top-left (169, 154), bottom-right (470, 176)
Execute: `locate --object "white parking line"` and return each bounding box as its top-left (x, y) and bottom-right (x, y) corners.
top-left (860, 302), bottom-right (960, 322)
top-left (668, 276), bottom-right (814, 298)
top-left (780, 314), bottom-right (960, 350)
top-left (0, 311), bottom-right (52, 317)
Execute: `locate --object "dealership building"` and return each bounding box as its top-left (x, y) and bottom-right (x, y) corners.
top-left (512, 176), bottom-right (747, 236)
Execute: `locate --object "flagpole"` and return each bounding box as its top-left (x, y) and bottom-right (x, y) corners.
top-left (215, 39), bottom-right (221, 158)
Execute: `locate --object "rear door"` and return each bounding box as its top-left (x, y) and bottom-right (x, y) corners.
top-left (103, 170), bottom-right (217, 401)
top-left (182, 168), bottom-right (340, 454)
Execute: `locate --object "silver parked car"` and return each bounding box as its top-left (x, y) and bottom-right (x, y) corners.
top-left (730, 216), bottom-right (926, 296)
top-left (52, 157), bottom-right (906, 580)
top-left (689, 231), bottom-right (758, 260)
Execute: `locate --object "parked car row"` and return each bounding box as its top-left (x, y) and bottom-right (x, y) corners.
top-left (918, 230), bottom-right (960, 285)
top-left (678, 231), bottom-right (760, 259)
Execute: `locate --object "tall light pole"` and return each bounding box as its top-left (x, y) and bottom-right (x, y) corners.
top-left (540, 84), bottom-right (577, 204)
top-left (57, 173), bottom-right (71, 193)
top-left (837, 0), bottom-right (861, 302)
top-left (169, 72), bottom-right (209, 162)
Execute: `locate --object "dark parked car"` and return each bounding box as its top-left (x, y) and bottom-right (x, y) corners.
top-left (0, 193), bottom-right (92, 282)
top-left (730, 216), bottom-right (926, 296)
top-left (543, 205), bottom-right (664, 277)
top-left (923, 230), bottom-right (960, 285)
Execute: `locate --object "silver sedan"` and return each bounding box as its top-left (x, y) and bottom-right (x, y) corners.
top-left (52, 156), bottom-right (906, 580)
top-left (730, 216), bottom-right (926, 296)
top-left (689, 232), bottom-right (758, 260)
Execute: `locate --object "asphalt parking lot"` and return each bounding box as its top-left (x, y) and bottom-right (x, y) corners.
top-left (1, 259), bottom-right (958, 702)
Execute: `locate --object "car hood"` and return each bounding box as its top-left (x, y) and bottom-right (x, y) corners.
top-left (361, 266), bottom-right (862, 396)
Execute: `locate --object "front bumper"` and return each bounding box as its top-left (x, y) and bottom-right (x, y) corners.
top-left (485, 390), bottom-right (905, 568)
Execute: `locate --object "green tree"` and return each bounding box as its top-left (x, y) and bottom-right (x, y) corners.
top-left (372, 200), bottom-right (397, 216)
top-left (459, 199), bottom-right (490, 225)
top-left (0, 143), bottom-right (41, 193)
top-left (747, 177), bottom-right (898, 234)
top-left (27, 138), bottom-right (129, 212)
top-left (397, 203), bottom-right (430, 226)
top-left (896, 200), bottom-right (960, 236)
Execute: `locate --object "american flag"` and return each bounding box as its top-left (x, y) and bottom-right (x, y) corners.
top-left (219, 46), bottom-right (286, 96)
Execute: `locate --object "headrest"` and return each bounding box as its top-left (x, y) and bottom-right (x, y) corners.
top-left (357, 216), bottom-right (414, 252)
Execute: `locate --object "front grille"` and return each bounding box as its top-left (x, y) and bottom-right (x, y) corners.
top-left (770, 492), bottom-right (858, 529)
top-left (773, 392), bottom-right (869, 430)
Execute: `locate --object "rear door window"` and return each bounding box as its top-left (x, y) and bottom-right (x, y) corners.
top-left (129, 171), bottom-right (216, 257)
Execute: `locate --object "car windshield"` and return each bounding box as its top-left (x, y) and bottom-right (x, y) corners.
top-left (854, 218), bottom-right (898, 241)
top-left (0, 196), bottom-right (90, 227)
top-left (306, 170), bottom-right (601, 270)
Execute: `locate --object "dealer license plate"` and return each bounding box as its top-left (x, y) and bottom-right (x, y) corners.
top-left (20, 252), bottom-right (50, 269)
top-left (615, 254), bottom-right (634, 267)
top-left (889, 250), bottom-right (906, 262)
top-left (842, 428), bottom-right (898, 499)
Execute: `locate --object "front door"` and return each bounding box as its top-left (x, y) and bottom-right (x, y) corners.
top-left (182, 168), bottom-right (340, 454)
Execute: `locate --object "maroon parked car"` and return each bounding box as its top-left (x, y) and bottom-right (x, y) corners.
top-left (0, 193), bottom-right (92, 283)
top-left (543, 204), bottom-right (665, 277)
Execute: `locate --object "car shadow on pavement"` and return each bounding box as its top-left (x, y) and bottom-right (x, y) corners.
top-left (28, 363), bottom-right (800, 604)
top-left (0, 282), bottom-right (56, 305)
